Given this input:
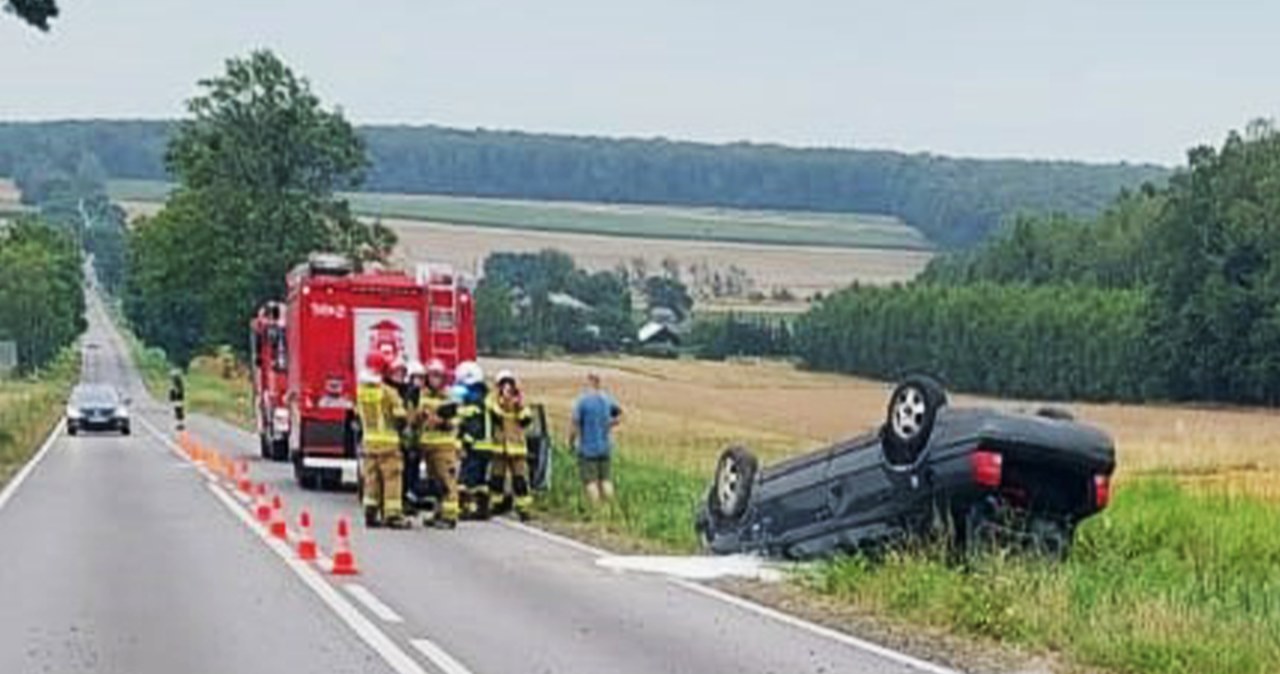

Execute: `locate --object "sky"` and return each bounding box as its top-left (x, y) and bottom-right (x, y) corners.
top-left (1, 0), bottom-right (1277, 166)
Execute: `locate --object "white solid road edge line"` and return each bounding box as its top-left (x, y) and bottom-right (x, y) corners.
top-left (669, 578), bottom-right (959, 674)
top-left (411, 638), bottom-right (476, 674)
top-left (204, 482), bottom-right (430, 674)
top-left (346, 583), bottom-right (405, 623)
top-left (0, 419), bottom-right (65, 513)
top-left (139, 416), bottom-right (431, 674)
top-left (497, 518), bottom-right (958, 674)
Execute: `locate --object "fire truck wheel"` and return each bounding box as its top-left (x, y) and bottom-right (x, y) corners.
top-left (294, 461), bottom-right (320, 490)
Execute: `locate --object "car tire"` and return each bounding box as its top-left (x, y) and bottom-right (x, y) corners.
top-left (1029, 518), bottom-right (1073, 561)
top-left (295, 459), bottom-right (320, 490)
top-left (67, 424), bottom-right (78, 436)
top-left (121, 424), bottom-right (131, 436)
top-left (710, 445), bottom-right (758, 523)
top-left (882, 375), bottom-right (948, 466)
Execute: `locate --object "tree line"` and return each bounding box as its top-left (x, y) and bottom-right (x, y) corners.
top-left (0, 218), bottom-right (84, 372)
top-left (0, 120), bottom-right (1166, 248)
top-left (798, 120), bottom-right (1280, 405)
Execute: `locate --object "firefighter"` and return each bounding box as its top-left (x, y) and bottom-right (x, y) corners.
top-left (417, 359), bottom-right (462, 528)
top-left (455, 361), bottom-right (497, 520)
top-left (357, 357), bottom-right (410, 529)
top-left (489, 370), bottom-right (534, 520)
top-left (168, 369), bottom-right (186, 431)
top-left (401, 360), bottom-right (428, 512)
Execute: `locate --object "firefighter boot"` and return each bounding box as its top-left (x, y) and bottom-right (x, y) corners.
top-left (365, 506), bottom-right (382, 528)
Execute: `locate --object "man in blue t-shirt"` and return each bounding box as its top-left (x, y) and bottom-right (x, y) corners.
top-left (569, 372), bottom-right (622, 503)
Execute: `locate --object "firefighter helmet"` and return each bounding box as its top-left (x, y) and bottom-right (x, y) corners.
top-left (495, 369), bottom-right (517, 386)
top-left (406, 360), bottom-right (427, 378)
top-left (455, 361), bottom-right (484, 386)
top-left (426, 358), bottom-right (448, 376)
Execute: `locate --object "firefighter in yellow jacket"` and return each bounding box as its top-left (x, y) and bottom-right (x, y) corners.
top-left (357, 358), bottom-right (410, 529)
top-left (489, 370), bottom-right (534, 520)
top-left (415, 359), bottom-right (462, 528)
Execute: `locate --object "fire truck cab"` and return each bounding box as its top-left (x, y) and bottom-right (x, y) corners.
top-left (249, 301), bottom-right (290, 461)
top-left (284, 253), bottom-right (476, 490)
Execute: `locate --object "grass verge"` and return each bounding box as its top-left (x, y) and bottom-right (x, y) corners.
top-left (0, 351), bottom-right (79, 487)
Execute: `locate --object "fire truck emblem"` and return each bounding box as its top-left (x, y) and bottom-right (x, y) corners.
top-left (367, 319), bottom-right (406, 365)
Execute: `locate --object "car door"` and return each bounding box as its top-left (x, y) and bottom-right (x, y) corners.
top-left (824, 436), bottom-right (897, 527)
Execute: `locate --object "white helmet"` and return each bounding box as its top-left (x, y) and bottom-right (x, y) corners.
top-left (426, 358), bottom-right (448, 376)
top-left (495, 369), bottom-right (517, 386)
top-left (406, 360), bottom-right (427, 378)
top-left (455, 361), bottom-right (484, 386)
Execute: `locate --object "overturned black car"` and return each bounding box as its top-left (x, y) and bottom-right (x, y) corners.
top-left (696, 376), bottom-right (1115, 560)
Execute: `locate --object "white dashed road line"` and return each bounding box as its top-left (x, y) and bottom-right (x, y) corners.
top-left (346, 583), bottom-right (405, 623)
top-left (411, 638), bottom-right (477, 674)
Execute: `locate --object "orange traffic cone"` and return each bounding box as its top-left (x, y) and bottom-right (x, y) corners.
top-left (296, 510), bottom-right (318, 561)
top-left (330, 516), bottom-right (359, 576)
top-left (254, 484), bottom-right (272, 523)
top-left (269, 495), bottom-right (288, 539)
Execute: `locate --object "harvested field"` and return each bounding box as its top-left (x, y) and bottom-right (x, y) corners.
top-left (393, 217), bottom-right (930, 296)
top-left (488, 355), bottom-right (1280, 498)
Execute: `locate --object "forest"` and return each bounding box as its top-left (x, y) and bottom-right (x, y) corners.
top-left (0, 119), bottom-right (1165, 248)
top-left (798, 121), bottom-right (1280, 405)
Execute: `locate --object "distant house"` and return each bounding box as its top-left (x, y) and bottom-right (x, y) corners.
top-left (548, 292), bottom-right (593, 313)
top-left (637, 321), bottom-right (680, 347)
top-left (648, 306), bottom-right (680, 326)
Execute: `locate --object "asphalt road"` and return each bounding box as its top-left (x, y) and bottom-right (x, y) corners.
top-left (0, 291), bottom-right (954, 674)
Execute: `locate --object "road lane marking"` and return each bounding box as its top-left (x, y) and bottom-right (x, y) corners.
top-left (205, 482), bottom-right (429, 674)
top-left (497, 517), bottom-right (610, 556)
top-left (138, 415), bottom-right (431, 674)
top-left (669, 578), bottom-right (959, 674)
top-left (498, 519), bottom-right (956, 674)
top-left (346, 583), bottom-right (405, 623)
top-left (0, 420), bottom-right (64, 513)
top-left (410, 638), bottom-right (476, 674)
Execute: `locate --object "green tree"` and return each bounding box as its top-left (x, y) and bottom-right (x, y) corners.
top-left (0, 217), bottom-right (84, 371)
top-left (126, 50), bottom-right (394, 360)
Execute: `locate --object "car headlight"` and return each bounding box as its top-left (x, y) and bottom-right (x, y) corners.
top-left (116, 407), bottom-right (130, 418)
top-left (66, 406), bottom-right (83, 419)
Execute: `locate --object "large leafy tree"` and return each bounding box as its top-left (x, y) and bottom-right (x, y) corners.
top-left (0, 217), bottom-right (85, 371)
top-left (5, 0), bottom-right (57, 30)
top-left (126, 50), bottom-right (394, 362)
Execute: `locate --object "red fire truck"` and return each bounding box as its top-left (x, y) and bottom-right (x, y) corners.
top-left (282, 254), bottom-right (476, 489)
top-left (248, 301), bottom-right (290, 460)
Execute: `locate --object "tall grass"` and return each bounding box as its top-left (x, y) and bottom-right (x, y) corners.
top-left (0, 350), bottom-right (79, 486)
top-left (536, 445), bottom-right (706, 552)
top-left (804, 480), bottom-right (1280, 674)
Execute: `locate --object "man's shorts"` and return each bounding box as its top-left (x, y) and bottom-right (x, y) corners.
top-left (578, 455), bottom-right (612, 483)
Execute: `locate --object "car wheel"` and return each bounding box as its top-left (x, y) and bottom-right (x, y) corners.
top-left (882, 375), bottom-right (948, 466)
top-left (67, 424), bottom-right (78, 436)
top-left (121, 424), bottom-right (131, 436)
top-left (710, 445), bottom-right (758, 523)
top-left (1029, 518), bottom-right (1073, 561)
top-left (295, 460), bottom-right (320, 490)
